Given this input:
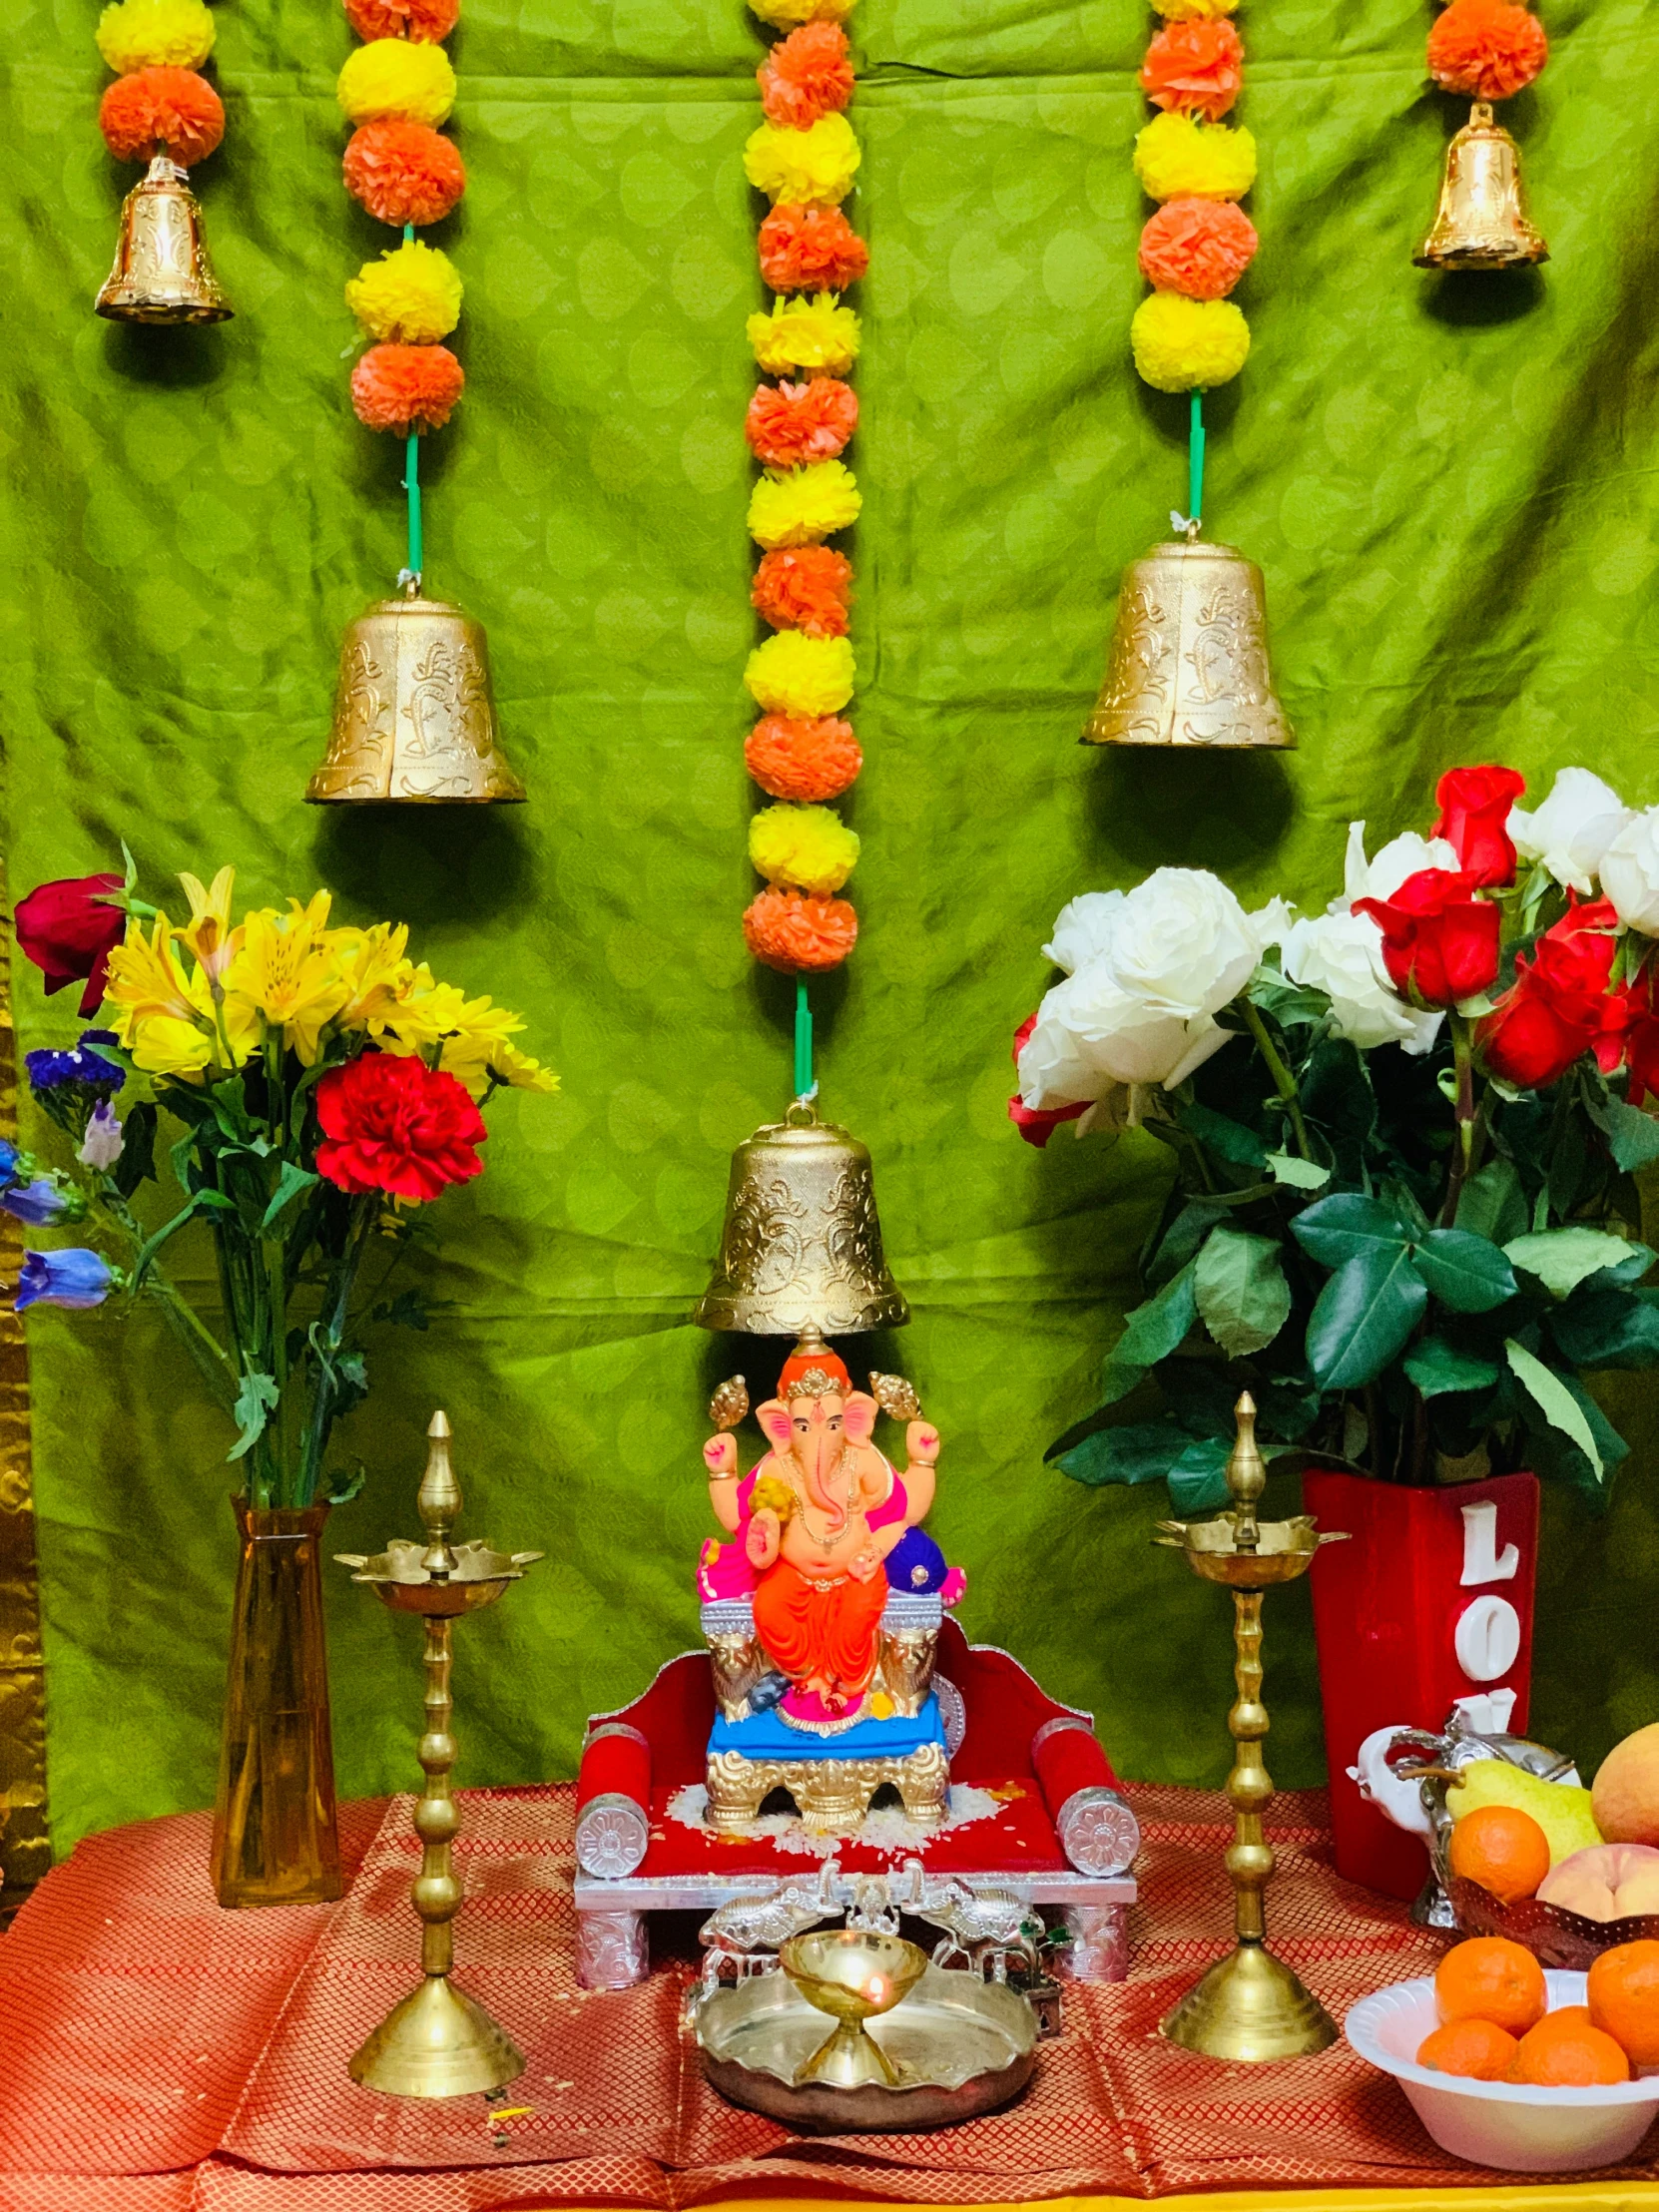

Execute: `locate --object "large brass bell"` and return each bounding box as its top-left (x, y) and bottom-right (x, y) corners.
top-left (96, 154), bottom-right (232, 324)
top-left (305, 589), bottom-right (526, 804)
top-left (1084, 534), bottom-right (1293, 750)
top-left (1415, 102), bottom-right (1547, 272)
top-left (696, 1105), bottom-right (909, 1337)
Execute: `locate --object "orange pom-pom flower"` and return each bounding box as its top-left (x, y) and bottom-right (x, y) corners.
top-left (746, 716), bottom-right (862, 803)
top-left (759, 21), bottom-right (855, 129)
top-left (99, 66), bottom-right (224, 165)
top-left (743, 886), bottom-right (858, 972)
top-left (759, 204), bottom-right (868, 294)
top-left (351, 344), bottom-right (465, 435)
top-left (1140, 19), bottom-right (1244, 120)
top-left (343, 120), bottom-right (466, 227)
top-left (342, 0), bottom-right (460, 40)
top-left (752, 546), bottom-right (853, 637)
top-left (1138, 196), bottom-right (1257, 298)
top-left (746, 378), bottom-right (858, 468)
top-left (1426, 0), bottom-right (1547, 100)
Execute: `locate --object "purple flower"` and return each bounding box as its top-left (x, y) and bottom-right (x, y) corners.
top-left (2, 1178), bottom-right (76, 1227)
top-left (0, 1141), bottom-right (16, 1190)
top-left (17, 1249), bottom-right (114, 1311)
top-left (24, 1038), bottom-right (124, 1094)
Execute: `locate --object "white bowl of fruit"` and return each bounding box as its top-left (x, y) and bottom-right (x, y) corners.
top-left (1346, 1938), bottom-right (1659, 2172)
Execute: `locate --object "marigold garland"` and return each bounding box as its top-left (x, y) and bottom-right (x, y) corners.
top-left (744, 112), bottom-right (860, 205)
top-left (745, 715), bottom-right (862, 802)
top-left (749, 804), bottom-right (860, 893)
top-left (759, 21), bottom-right (855, 126)
top-left (745, 377), bottom-right (857, 467)
top-left (97, 0), bottom-right (215, 74)
top-left (743, 887), bottom-right (859, 972)
top-left (747, 291), bottom-right (861, 374)
top-left (748, 458), bottom-right (862, 551)
top-left (752, 546), bottom-right (852, 636)
top-left (1426, 0), bottom-right (1546, 101)
top-left (96, 0), bottom-right (225, 178)
top-left (745, 631), bottom-right (855, 719)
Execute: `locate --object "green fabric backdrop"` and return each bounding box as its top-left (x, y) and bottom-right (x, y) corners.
top-left (5, 0), bottom-right (1659, 1859)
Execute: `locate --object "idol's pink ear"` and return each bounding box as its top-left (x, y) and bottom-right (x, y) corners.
top-left (842, 1391), bottom-right (878, 1443)
top-left (757, 1399), bottom-right (793, 1447)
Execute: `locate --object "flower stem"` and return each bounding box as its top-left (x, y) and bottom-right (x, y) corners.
top-left (1440, 1013), bottom-right (1477, 1226)
top-left (1242, 1000), bottom-right (1312, 1159)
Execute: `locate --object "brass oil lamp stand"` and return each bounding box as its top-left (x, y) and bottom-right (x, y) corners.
top-left (335, 1411), bottom-right (542, 2097)
top-left (1153, 1394), bottom-right (1347, 2061)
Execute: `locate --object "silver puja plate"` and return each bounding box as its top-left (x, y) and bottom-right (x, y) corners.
top-left (695, 1962), bottom-right (1037, 2133)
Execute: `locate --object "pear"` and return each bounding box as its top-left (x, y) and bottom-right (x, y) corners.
top-left (1446, 1760), bottom-right (1603, 1868)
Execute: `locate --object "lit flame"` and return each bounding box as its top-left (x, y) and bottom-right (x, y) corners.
top-left (865, 1975), bottom-right (886, 2003)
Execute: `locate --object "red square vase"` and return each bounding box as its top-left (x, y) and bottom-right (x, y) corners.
top-left (1303, 1468), bottom-right (1540, 1902)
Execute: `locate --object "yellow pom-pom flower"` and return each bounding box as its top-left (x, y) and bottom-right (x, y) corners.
top-left (744, 114), bottom-right (860, 207)
top-left (748, 460), bottom-right (861, 550)
top-left (750, 0), bottom-right (853, 25)
top-left (750, 805), bottom-right (860, 894)
top-left (337, 39), bottom-right (456, 128)
top-left (345, 241), bottom-right (463, 344)
top-left (1133, 113), bottom-right (1257, 203)
top-left (96, 0), bottom-right (215, 72)
top-left (747, 293), bottom-right (860, 376)
top-left (1131, 292), bottom-right (1250, 392)
top-left (1150, 0), bottom-right (1237, 17)
top-left (745, 632), bottom-right (856, 719)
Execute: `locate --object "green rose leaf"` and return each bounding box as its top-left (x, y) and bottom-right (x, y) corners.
top-left (1292, 1192), bottom-right (1413, 1270)
top-left (1266, 1150), bottom-right (1331, 1191)
top-left (1503, 1227), bottom-right (1645, 1300)
top-left (1176, 1101), bottom-right (1268, 1170)
top-left (1101, 1260), bottom-right (1198, 1403)
top-left (1055, 1421), bottom-right (1186, 1487)
top-left (1403, 1336), bottom-right (1501, 1398)
top-left (1455, 1157), bottom-right (1528, 1247)
top-left (1602, 1101), bottom-right (1659, 1172)
top-left (1548, 1287), bottom-right (1659, 1371)
top-left (1167, 1436), bottom-right (1235, 1516)
top-left (1307, 1243), bottom-right (1429, 1389)
top-left (1504, 1339), bottom-right (1603, 1480)
top-left (1411, 1228), bottom-right (1517, 1314)
top-left (1195, 1227), bottom-right (1293, 1358)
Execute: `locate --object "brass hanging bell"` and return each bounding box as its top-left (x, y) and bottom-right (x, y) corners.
top-left (1083, 534), bottom-right (1293, 750)
top-left (696, 1103), bottom-right (909, 1337)
top-left (1415, 102), bottom-right (1547, 271)
top-left (96, 154), bottom-right (232, 324)
top-left (305, 587), bottom-right (526, 804)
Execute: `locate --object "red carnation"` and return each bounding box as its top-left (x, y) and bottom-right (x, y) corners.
top-left (1431, 763), bottom-right (1526, 889)
top-left (1477, 896), bottom-right (1625, 1090)
top-left (315, 1052), bottom-right (487, 1204)
top-left (1355, 868), bottom-right (1501, 1009)
top-left (14, 873), bottom-right (126, 1016)
top-left (1007, 1012), bottom-right (1087, 1149)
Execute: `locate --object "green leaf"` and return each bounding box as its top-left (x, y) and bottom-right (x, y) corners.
top-left (1307, 1244), bottom-right (1428, 1389)
top-left (1044, 1403), bottom-right (1114, 1462)
top-left (111, 1100), bottom-right (158, 1199)
top-left (1145, 1198), bottom-right (1227, 1288)
top-left (1175, 1101), bottom-right (1268, 1170)
top-left (1504, 1340), bottom-right (1602, 1480)
top-left (1548, 1288), bottom-right (1659, 1372)
top-left (1266, 1150), bottom-right (1330, 1191)
top-left (260, 1161), bottom-right (318, 1236)
top-left (1194, 1228), bottom-right (1293, 1358)
top-left (1603, 1101), bottom-right (1659, 1172)
top-left (228, 1370), bottom-right (280, 1462)
top-left (1102, 1262), bottom-right (1198, 1403)
top-left (324, 1461), bottom-right (368, 1507)
top-left (1454, 1157), bottom-right (1528, 1247)
top-left (1167, 1437), bottom-right (1234, 1515)
top-left (1503, 1227), bottom-right (1644, 1300)
top-left (370, 1290), bottom-right (429, 1332)
top-left (1403, 1337), bottom-right (1501, 1399)
top-left (131, 1188), bottom-right (230, 1289)
top-left (1055, 1422), bottom-right (1185, 1487)
top-left (1411, 1229), bottom-right (1517, 1314)
top-left (1292, 1193), bottom-right (1412, 1270)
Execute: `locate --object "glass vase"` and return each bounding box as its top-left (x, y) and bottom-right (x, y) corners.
top-left (211, 1497), bottom-right (342, 1909)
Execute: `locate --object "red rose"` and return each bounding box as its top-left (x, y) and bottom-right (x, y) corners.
top-left (1354, 867), bottom-right (1501, 1009)
top-left (315, 1051), bottom-right (487, 1203)
top-left (1007, 1011), bottom-right (1087, 1150)
top-left (1430, 764), bottom-right (1526, 888)
top-left (14, 873), bottom-right (126, 1016)
top-left (1619, 960), bottom-right (1659, 1107)
top-left (1477, 897), bottom-right (1624, 1089)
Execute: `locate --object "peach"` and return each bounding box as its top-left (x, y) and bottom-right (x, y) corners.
top-left (1593, 1724), bottom-right (1659, 1848)
top-left (1540, 1843), bottom-right (1659, 1923)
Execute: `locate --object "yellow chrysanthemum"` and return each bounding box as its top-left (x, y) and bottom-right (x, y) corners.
top-left (745, 631), bottom-right (855, 719)
top-left (748, 459), bottom-right (861, 551)
top-left (104, 913), bottom-right (196, 1032)
top-left (1133, 113), bottom-right (1257, 203)
top-left (345, 240), bottom-right (462, 344)
top-left (486, 1043), bottom-right (560, 1095)
top-left (96, 0), bottom-right (215, 73)
top-left (747, 293), bottom-right (860, 376)
top-left (750, 804), bottom-right (859, 894)
top-left (1131, 291), bottom-right (1250, 391)
top-left (336, 39), bottom-right (456, 128)
top-left (329, 921), bottom-right (414, 1032)
top-left (222, 894), bottom-right (350, 1066)
top-left (178, 865), bottom-right (238, 984)
top-left (744, 115), bottom-right (860, 207)
top-left (749, 0), bottom-right (852, 26)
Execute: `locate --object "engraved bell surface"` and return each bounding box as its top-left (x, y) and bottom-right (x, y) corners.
top-left (95, 154), bottom-right (233, 325)
top-left (1084, 538), bottom-right (1293, 751)
top-left (305, 593), bottom-right (527, 805)
top-left (1415, 102), bottom-right (1548, 272)
top-left (696, 1110), bottom-right (909, 1337)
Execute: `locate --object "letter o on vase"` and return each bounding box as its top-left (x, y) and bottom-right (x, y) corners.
top-left (1454, 1592), bottom-right (1521, 1684)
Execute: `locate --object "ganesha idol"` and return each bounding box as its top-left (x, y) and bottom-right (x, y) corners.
top-left (696, 1331), bottom-right (965, 1834)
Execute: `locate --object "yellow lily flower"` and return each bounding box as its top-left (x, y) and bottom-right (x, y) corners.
top-left (222, 892), bottom-right (349, 1065)
top-left (178, 866), bottom-right (239, 984)
top-left (127, 967), bottom-right (260, 1080)
top-left (329, 921), bottom-right (414, 1033)
top-left (104, 914), bottom-right (196, 1042)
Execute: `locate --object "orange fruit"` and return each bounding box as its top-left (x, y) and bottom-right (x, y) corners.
top-left (1588, 1938), bottom-right (1659, 2066)
top-left (1508, 2016), bottom-right (1630, 2085)
top-left (1447, 1804), bottom-right (1552, 1905)
top-left (1416, 2017), bottom-right (1519, 2079)
top-left (1434, 1936), bottom-right (1548, 2036)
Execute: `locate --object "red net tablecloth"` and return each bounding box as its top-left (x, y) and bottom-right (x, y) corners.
top-left (2, 1783), bottom-right (1655, 2210)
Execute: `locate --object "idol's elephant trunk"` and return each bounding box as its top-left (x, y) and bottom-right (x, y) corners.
top-left (801, 1429), bottom-right (848, 1533)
